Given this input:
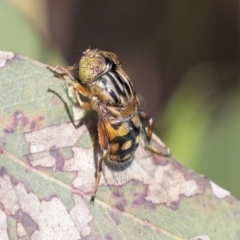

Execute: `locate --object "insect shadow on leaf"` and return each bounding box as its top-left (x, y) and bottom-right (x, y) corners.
top-left (47, 87), bottom-right (102, 179)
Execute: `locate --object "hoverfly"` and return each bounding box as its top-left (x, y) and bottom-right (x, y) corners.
top-left (48, 49), bottom-right (170, 203)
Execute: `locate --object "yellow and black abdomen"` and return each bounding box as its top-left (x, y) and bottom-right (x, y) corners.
top-left (106, 114), bottom-right (141, 163)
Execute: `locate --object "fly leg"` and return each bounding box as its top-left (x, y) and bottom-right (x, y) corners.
top-left (47, 64), bottom-right (92, 111)
top-left (90, 149), bottom-right (107, 203)
top-left (73, 88), bottom-right (92, 111)
top-left (47, 64), bottom-right (75, 83)
top-left (140, 112), bottom-right (171, 157)
top-left (90, 118), bottom-right (109, 203)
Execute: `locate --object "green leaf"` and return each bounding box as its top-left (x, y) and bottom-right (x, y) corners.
top-left (0, 52), bottom-right (239, 239)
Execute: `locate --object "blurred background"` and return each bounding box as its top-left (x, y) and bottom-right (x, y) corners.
top-left (1, 0), bottom-right (239, 198)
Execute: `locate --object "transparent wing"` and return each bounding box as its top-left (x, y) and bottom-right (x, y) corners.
top-left (101, 125), bottom-right (170, 198)
top-left (97, 103), bottom-right (171, 199)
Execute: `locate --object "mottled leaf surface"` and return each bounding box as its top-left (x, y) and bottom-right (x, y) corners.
top-left (0, 51), bottom-right (239, 240)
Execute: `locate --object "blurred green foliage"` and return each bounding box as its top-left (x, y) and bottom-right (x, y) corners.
top-left (161, 63), bottom-right (240, 199)
top-left (0, 0), bottom-right (64, 64)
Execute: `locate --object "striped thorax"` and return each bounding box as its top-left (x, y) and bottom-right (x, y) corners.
top-left (79, 49), bottom-right (135, 108)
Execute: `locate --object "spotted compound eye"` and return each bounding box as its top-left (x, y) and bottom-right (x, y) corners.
top-left (79, 56), bottom-right (107, 84)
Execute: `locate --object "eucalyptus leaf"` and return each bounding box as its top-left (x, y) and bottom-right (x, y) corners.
top-left (0, 52), bottom-right (239, 240)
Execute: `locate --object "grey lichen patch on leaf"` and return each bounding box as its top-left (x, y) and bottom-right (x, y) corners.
top-left (0, 51), bottom-right (14, 68)
top-left (27, 151), bottom-right (57, 168)
top-left (17, 222), bottom-right (27, 238)
top-left (0, 174), bottom-right (19, 215)
top-left (0, 173), bottom-right (92, 239)
top-left (70, 194), bottom-right (93, 238)
top-left (0, 172), bottom-right (93, 239)
top-left (0, 209), bottom-right (8, 240)
top-left (64, 147), bottom-right (96, 193)
top-left (145, 164), bottom-right (204, 205)
top-left (16, 183), bottom-right (81, 240)
top-left (210, 181), bottom-right (230, 199)
top-left (191, 236), bottom-right (210, 240)
top-left (25, 122), bottom-right (88, 154)
top-left (25, 122), bottom-right (89, 167)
